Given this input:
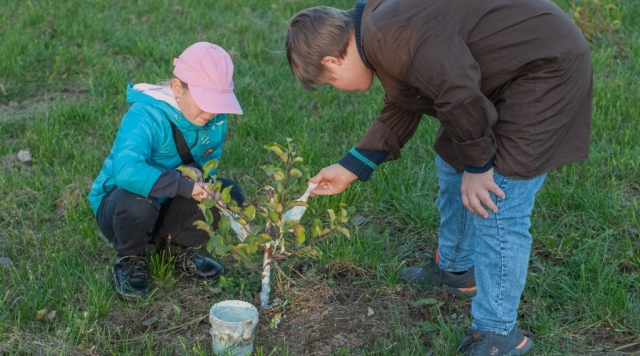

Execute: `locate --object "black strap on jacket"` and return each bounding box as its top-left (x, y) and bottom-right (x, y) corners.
top-left (169, 121), bottom-right (195, 164)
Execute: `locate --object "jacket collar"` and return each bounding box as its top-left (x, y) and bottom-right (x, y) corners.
top-left (354, 0), bottom-right (371, 70)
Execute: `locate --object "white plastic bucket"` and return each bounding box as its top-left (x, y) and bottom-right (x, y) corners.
top-left (209, 300), bottom-right (259, 356)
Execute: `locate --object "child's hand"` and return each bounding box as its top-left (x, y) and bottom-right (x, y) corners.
top-left (461, 169), bottom-right (505, 218)
top-left (309, 164), bottom-right (358, 196)
top-left (191, 183), bottom-right (211, 202)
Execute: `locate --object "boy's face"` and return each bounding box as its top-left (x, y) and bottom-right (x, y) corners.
top-left (323, 60), bottom-right (374, 92)
top-left (321, 34), bottom-right (374, 92)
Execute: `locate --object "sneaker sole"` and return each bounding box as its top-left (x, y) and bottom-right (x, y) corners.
top-left (445, 285), bottom-right (477, 298)
top-left (507, 336), bottom-right (533, 355)
top-left (190, 266), bottom-right (225, 279)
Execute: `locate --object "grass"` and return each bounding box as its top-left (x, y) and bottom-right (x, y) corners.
top-left (1, 0), bottom-right (639, 355)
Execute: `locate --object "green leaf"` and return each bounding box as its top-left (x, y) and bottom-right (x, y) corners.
top-left (266, 202), bottom-right (283, 213)
top-left (221, 185), bottom-right (233, 203)
top-left (311, 219), bottom-right (323, 238)
top-left (242, 205), bottom-right (256, 220)
top-left (274, 180), bottom-right (284, 194)
top-left (256, 233), bottom-right (274, 245)
top-left (292, 156), bottom-right (304, 163)
top-left (340, 207), bottom-right (349, 223)
top-left (327, 209), bottom-right (336, 222)
top-left (202, 160), bottom-right (219, 177)
top-left (200, 197), bottom-right (216, 209)
top-left (206, 237), bottom-right (215, 254)
top-left (327, 209), bottom-right (336, 229)
top-left (337, 227), bottom-right (350, 238)
top-left (204, 208), bottom-right (214, 225)
top-left (193, 220), bottom-right (212, 234)
top-left (218, 214), bottom-right (231, 235)
top-left (261, 165), bottom-right (281, 176)
top-left (409, 298), bottom-right (438, 307)
top-left (209, 234), bottom-right (225, 247)
top-left (273, 171), bottom-right (285, 181)
top-left (268, 210), bottom-right (280, 224)
top-left (289, 168), bottom-right (303, 178)
top-left (264, 142), bottom-right (288, 163)
top-left (294, 224), bottom-right (305, 244)
top-left (177, 165), bottom-right (198, 181)
top-left (231, 244), bottom-right (251, 262)
top-left (210, 180), bottom-right (222, 193)
top-left (214, 244), bottom-right (231, 257)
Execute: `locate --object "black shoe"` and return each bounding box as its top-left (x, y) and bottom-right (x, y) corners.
top-left (162, 242), bottom-right (224, 279)
top-left (399, 252), bottom-right (476, 297)
top-left (457, 327), bottom-right (533, 355)
top-left (112, 255), bottom-right (149, 301)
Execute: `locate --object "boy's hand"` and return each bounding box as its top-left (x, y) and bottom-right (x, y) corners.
top-left (309, 164), bottom-right (358, 196)
top-left (461, 169), bottom-right (506, 218)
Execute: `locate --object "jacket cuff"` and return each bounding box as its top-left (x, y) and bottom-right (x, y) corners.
top-left (463, 157), bottom-right (494, 174)
top-left (177, 178), bottom-right (195, 198)
top-left (452, 133), bottom-right (496, 168)
top-left (338, 148), bottom-right (388, 181)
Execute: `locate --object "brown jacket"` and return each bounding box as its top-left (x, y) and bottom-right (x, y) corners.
top-left (356, 0), bottom-right (593, 179)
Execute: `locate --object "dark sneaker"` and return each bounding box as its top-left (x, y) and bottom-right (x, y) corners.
top-left (399, 252), bottom-right (476, 297)
top-left (112, 255), bottom-right (149, 301)
top-left (457, 327), bottom-right (533, 356)
top-left (161, 242), bottom-right (224, 279)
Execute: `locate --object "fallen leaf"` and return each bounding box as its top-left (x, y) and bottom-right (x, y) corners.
top-left (409, 298), bottom-right (438, 307)
top-left (36, 308), bottom-right (48, 321)
top-left (367, 307), bottom-right (375, 317)
top-left (270, 312), bottom-right (282, 329)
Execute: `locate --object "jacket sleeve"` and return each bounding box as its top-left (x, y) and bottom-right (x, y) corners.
top-left (355, 98), bottom-right (423, 160)
top-left (111, 107), bottom-right (164, 197)
top-left (339, 99), bottom-right (421, 181)
top-left (408, 31), bottom-right (498, 170)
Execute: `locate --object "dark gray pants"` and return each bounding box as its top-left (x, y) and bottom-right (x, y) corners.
top-left (96, 178), bottom-right (244, 256)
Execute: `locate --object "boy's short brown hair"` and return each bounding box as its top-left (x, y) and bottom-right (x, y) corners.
top-left (286, 6), bottom-right (355, 91)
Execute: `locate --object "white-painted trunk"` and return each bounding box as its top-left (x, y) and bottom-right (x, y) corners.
top-left (260, 245), bottom-right (272, 310)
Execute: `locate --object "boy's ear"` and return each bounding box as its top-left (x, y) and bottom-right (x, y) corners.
top-left (321, 56), bottom-right (342, 68)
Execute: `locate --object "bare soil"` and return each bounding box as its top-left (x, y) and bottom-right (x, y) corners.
top-left (92, 259), bottom-right (466, 356)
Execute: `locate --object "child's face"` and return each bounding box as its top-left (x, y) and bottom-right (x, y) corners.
top-left (172, 79), bottom-right (218, 126)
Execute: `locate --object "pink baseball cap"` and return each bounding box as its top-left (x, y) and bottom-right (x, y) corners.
top-left (173, 42), bottom-right (243, 115)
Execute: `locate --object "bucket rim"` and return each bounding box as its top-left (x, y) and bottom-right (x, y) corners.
top-left (210, 299), bottom-right (259, 325)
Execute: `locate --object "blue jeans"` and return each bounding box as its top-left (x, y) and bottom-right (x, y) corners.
top-left (435, 156), bottom-right (546, 335)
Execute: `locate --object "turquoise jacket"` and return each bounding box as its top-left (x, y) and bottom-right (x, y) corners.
top-left (88, 84), bottom-right (227, 214)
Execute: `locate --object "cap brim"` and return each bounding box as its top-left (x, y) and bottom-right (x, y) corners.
top-left (190, 86), bottom-right (243, 115)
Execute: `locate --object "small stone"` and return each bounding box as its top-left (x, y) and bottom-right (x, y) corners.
top-left (142, 316), bottom-right (159, 326)
top-left (47, 310), bottom-right (57, 321)
top-left (17, 150), bottom-right (31, 162)
top-left (352, 214), bottom-right (366, 226)
top-left (0, 257), bottom-right (12, 268)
